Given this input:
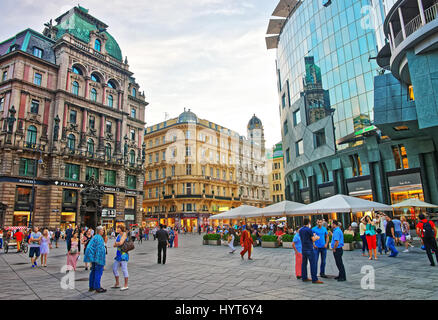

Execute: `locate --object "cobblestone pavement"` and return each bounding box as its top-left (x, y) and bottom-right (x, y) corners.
top-left (1, 234), bottom-right (438, 300)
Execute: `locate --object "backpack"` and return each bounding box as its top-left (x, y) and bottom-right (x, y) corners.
top-left (422, 221), bottom-right (435, 239)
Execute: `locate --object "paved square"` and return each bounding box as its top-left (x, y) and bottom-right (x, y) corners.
top-left (1, 234), bottom-right (437, 300)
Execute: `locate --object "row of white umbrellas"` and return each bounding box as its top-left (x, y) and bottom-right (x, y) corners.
top-left (209, 194), bottom-right (438, 221)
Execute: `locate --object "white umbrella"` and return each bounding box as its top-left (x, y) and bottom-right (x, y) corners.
top-left (276, 217), bottom-right (287, 222)
top-left (245, 200), bottom-right (305, 218)
top-left (392, 198), bottom-right (438, 209)
top-left (291, 194), bottom-right (393, 214)
top-left (208, 205), bottom-right (261, 220)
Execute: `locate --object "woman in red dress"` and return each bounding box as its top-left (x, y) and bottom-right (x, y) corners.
top-left (174, 227), bottom-right (179, 248)
top-left (240, 226), bottom-right (253, 260)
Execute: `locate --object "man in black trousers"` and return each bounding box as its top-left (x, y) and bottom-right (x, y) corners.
top-left (156, 224), bottom-right (169, 264)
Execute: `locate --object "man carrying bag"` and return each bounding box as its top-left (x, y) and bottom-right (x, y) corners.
top-left (416, 213), bottom-right (438, 266)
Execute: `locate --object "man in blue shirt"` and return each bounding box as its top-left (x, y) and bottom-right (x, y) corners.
top-left (292, 231), bottom-right (302, 279)
top-left (331, 220), bottom-right (346, 281)
top-left (299, 218), bottom-right (324, 284)
top-left (312, 219), bottom-right (329, 278)
top-left (392, 218), bottom-right (402, 245)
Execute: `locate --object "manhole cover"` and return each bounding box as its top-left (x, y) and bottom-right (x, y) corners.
top-left (75, 278), bottom-right (89, 282)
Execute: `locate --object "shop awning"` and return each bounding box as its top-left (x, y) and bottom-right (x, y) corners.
top-left (392, 198), bottom-right (438, 209)
top-left (208, 205), bottom-right (261, 220)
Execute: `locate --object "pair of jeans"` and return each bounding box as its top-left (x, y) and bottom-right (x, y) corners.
top-left (423, 237), bottom-right (438, 265)
top-left (0, 238), bottom-right (2, 248)
top-left (301, 249), bottom-right (318, 282)
top-left (377, 233), bottom-right (387, 254)
top-left (313, 247), bottom-right (327, 275)
top-left (112, 260), bottom-right (129, 278)
top-left (360, 235), bottom-right (368, 253)
top-left (333, 248), bottom-right (346, 280)
top-left (89, 262), bottom-right (104, 290)
top-left (386, 236), bottom-right (398, 257)
top-left (158, 241), bottom-right (167, 264)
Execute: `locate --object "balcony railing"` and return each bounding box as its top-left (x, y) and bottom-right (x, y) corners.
top-left (393, 2), bottom-right (438, 48)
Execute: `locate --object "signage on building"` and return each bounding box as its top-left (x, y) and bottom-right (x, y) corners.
top-left (347, 179), bottom-right (372, 195)
top-left (102, 209), bottom-right (116, 218)
top-left (181, 213), bottom-right (198, 219)
top-left (0, 176), bottom-right (48, 185)
top-left (301, 190), bottom-right (310, 204)
top-left (319, 185), bottom-right (335, 199)
top-left (125, 214), bottom-right (135, 221)
top-left (388, 172), bottom-right (422, 187)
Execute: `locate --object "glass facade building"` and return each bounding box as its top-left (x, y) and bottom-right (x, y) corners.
top-left (276, 0), bottom-right (381, 144)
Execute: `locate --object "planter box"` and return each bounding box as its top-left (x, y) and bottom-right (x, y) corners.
top-left (262, 241), bottom-right (279, 248)
top-left (343, 243), bottom-right (354, 251)
top-left (354, 241), bottom-right (362, 249)
top-left (282, 242), bottom-right (293, 249)
top-left (208, 240), bottom-right (221, 246)
top-left (203, 240), bottom-right (208, 245)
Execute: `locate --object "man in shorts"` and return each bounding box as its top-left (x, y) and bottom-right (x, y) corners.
top-left (29, 226), bottom-right (42, 268)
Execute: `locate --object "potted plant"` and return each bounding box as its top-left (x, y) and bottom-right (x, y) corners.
top-left (281, 234), bottom-right (294, 248)
top-left (343, 234), bottom-right (354, 251)
top-left (251, 234), bottom-right (259, 247)
top-left (353, 232), bottom-right (362, 249)
top-left (261, 235), bottom-right (279, 248)
top-left (203, 234), bottom-right (208, 245)
top-left (208, 233), bottom-right (221, 246)
top-left (234, 234), bottom-right (241, 247)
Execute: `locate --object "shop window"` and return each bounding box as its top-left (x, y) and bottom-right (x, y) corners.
top-left (104, 170), bottom-right (116, 185)
top-left (349, 154), bottom-right (362, 177)
top-left (62, 189), bottom-right (77, 206)
top-left (19, 158), bottom-right (36, 177)
top-left (30, 100), bottom-right (39, 114)
top-left (392, 144), bottom-right (409, 170)
top-left (103, 194), bottom-right (115, 208)
top-left (65, 163), bottom-right (80, 181)
top-left (125, 196), bottom-right (135, 209)
top-left (86, 166), bottom-right (99, 181)
top-left (15, 186), bottom-right (32, 206)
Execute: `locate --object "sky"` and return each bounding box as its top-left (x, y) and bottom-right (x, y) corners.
top-left (0, 0), bottom-right (281, 149)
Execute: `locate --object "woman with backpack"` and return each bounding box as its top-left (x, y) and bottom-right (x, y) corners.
top-left (111, 224), bottom-right (129, 291)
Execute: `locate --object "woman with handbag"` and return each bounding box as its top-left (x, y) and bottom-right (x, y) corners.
top-left (365, 216), bottom-right (378, 260)
top-left (84, 226), bottom-right (107, 293)
top-left (401, 216), bottom-right (413, 252)
top-left (111, 224), bottom-right (129, 291)
top-left (67, 231), bottom-right (81, 271)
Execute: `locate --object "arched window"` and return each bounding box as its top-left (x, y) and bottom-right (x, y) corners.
top-left (94, 39), bottom-right (101, 52)
top-left (26, 125), bottom-right (37, 146)
top-left (72, 81), bottom-right (79, 95)
top-left (132, 87), bottom-right (136, 97)
top-left (105, 143), bottom-right (112, 160)
top-left (91, 73), bottom-right (100, 82)
top-left (72, 66), bottom-right (82, 75)
top-left (129, 150), bottom-right (135, 165)
top-left (90, 88), bottom-right (97, 101)
top-left (107, 80), bottom-right (117, 89)
top-left (67, 134), bottom-right (76, 152)
top-left (107, 94), bottom-right (113, 107)
top-left (87, 139), bottom-right (94, 156)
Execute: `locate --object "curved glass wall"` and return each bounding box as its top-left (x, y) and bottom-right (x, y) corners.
top-left (277, 0), bottom-right (382, 147)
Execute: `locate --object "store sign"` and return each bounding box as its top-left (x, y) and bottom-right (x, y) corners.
top-left (55, 181), bottom-right (84, 188)
top-left (125, 190), bottom-right (140, 196)
top-left (102, 209), bottom-right (116, 218)
top-left (125, 214), bottom-right (135, 221)
top-left (181, 213), bottom-right (198, 219)
top-left (0, 176), bottom-right (47, 185)
top-left (219, 207), bottom-right (229, 212)
top-left (319, 185), bottom-right (335, 199)
top-left (347, 179), bottom-right (372, 194)
top-left (388, 173), bottom-right (422, 188)
top-left (301, 190), bottom-right (310, 204)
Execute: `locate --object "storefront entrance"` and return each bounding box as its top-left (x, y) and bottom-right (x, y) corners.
top-left (181, 218), bottom-right (197, 232)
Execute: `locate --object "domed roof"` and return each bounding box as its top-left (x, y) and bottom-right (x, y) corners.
top-left (248, 114), bottom-right (262, 130)
top-left (178, 108), bottom-right (198, 124)
top-left (54, 6), bottom-right (122, 62)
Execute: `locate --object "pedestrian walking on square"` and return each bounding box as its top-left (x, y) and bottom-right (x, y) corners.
top-left (385, 215), bottom-right (398, 257)
top-left (392, 217), bottom-right (403, 245)
top-left (0, 229), bottom-right (3, 249)
top-left (401, 216), bottom-right (413, 252)
top-left (168, 228), bottom-right (175, 248)
top-left (156, 224), bottom-right (169, 264)
top-left (54, 228), bottom-right (61, 248)
top-left (359, 218), bottom-right (369, 257)
top-left (312, 219), bottom-right (329, 278)
top-left (416, 214), bottom-right (438, 266)
top-left (174, 227), bottom-right (179, 248)
top-left (292, 230), bottom-right (302, 279)
top-left (299, 219), bottom-right (323, 284)
top-left (14, 228), bottom-right (24, 252)
top-left (138, 228), bottom-right (143, 244)
top-left (152, 226), bottom-right (157, 241)
top-left (28, 226), bottom-right (42, 268)
top-left (365, 216), bottom-right (378, 260)
top-left (81, 229), bottom-right (92, 270)
top-left (376, 213), bottom-right (388, 255)
top-left (66, 231), bottom-right (80, 271)
top-left (65, 224), bottom-right (73, 244)
top-left (112, 224), bottom-right (129, 291)
top-left (228, 227), bottom-right (236, 254)
top-left (240, 226), bottom-right (253, 260)
top-left (331, 220), bottom-right (346, 281)
top-left (84, 226), bottom-right (107, 293)
top-left (40, 229), bottom-right (52, 267)
top-left (145, 227), bottom-right (149, 240)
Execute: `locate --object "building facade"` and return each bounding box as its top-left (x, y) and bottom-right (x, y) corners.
top-left (267, 142), bottom-right (285, 203)
top-left (143, 110), bottom-right (270, 230)
top-left (265, 0), bottom-right (434, 227)
top-left (0, 6), bottom-right (147, 230)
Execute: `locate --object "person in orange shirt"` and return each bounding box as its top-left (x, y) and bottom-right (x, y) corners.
top-left (240, 226), bottom-right (254, 260)
top-left (14, 229), bottom-right (24, 252)
top-left (275, 227), bottom-right (285, 246)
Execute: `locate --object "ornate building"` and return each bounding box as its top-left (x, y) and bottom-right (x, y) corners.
top-left (0, 6), bottom-right (147, 229)
top-left (267, 142), bottom-right (285, 203)
top-left (143, 111), bottom-right (271, 230)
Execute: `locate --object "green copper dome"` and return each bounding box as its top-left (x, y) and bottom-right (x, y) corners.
top-left (54, 7), bottom-right (122, 62)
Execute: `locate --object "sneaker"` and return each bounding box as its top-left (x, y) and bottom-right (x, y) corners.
top-left (403, 249), bottom-right (409, 253)
top-left (95, 288), bottom-right (107, 293)
top-left (312, 280), bottom-right (324, 284)
top-left (120, 287), bottom-right (129, 291)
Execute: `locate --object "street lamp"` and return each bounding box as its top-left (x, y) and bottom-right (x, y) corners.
top-left (29, 149), bottom-right (43, 229)
top-left (157, 179), bottom-right (167, 226)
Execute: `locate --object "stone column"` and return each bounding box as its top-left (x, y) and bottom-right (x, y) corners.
top-left (97, 114), bottom-right (105, 156)
top-left (118, 90), bottom-right (123, 111)
top-left (115, 119), bottom-right (122, 156)
top-left (398, 7), bottom-right (407, 40)
top-left (418, 0), bottom-right (426, 26)
top-left (101, 84), bottom-right (107, 105)
top-left (62, 103), bottom-right (68, 140)
top-left (84, 76), bottom-right (90, 99)
top-left (79, 108), bottom-right (88, 152)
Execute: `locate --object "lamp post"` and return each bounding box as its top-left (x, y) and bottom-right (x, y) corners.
top-left (29, 149), bottom-right (43, 229)
top-left (157, 179), bottom-right (167, 226)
